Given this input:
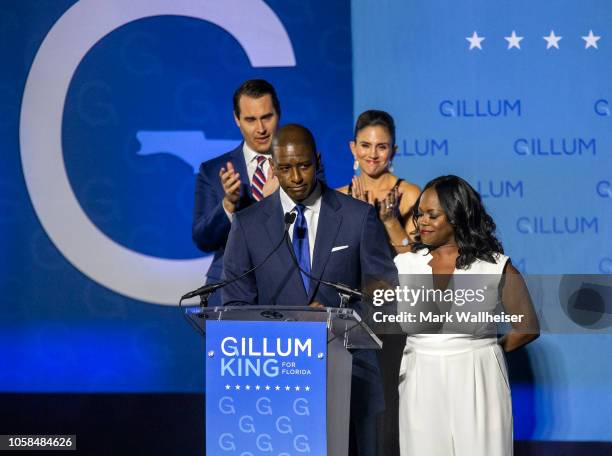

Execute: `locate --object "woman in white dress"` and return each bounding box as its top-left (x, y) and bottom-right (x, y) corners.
top-left (395, 175), bottom-right (539, 456)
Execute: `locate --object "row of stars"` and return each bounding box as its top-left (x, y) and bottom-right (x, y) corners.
top-left (224, 384), bottom-right (311, 392)
top-left (466, 30), bottom-right (601, 50)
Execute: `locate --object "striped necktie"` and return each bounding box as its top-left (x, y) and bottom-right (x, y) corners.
top-left (251, 155), bottom-right (267, 201)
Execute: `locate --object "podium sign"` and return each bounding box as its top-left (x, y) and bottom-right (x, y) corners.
top-left (206, 320), bottom-right (328, 455)
top-left (188, 306), bottom-right (381, 455)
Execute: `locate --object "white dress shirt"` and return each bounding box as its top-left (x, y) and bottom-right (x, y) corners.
top-left (242, 142), bottom-right (271, 184)
top-left (279, 182), bottom-right (322, 267)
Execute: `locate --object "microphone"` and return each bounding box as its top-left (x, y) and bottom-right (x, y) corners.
top-left (283, 235), bottom-right (363, 303)
top-left (181, 212), bottom-right (297, 301)
top-left (284, 211), bottom-right (297, 228)
top-left (320, 279), bottom-right (363, 299)
top-left (180, 281), bottom-right (225, 301)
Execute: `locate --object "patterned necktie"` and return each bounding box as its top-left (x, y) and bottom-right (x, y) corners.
top-left (292, 204), bottom-right (311, 293)
top-left (251, 155), bottom-right (267, 201)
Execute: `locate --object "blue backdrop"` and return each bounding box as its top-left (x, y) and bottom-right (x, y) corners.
top-left (1, 0), bottom-right (610, 444)
top-left (352, 0), bottom-right (612, 441)
top-left (2, 0), bottom-right (351, 391)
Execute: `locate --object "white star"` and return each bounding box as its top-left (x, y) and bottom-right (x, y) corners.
top-left (305, 386), bottom-right (310, 392)
top-left (225, 384), bottom-right (231, 390)
top-left (295, 386), bottom-right (301, 391)
top-left (235, 384), bottom-right (240, 390)
top-left (466, 31), bottom-right (485, 50)
top-left (255, 385), bottom-right (261, 391)
top-left (582, 30), bottom-right (601, 49)
top-left (543, 30), bottom-right (562, 49)
top-left (275, 385), bottom-right (281, 391)
top-left (265, 385), bottom-right (271, 391)
top-left (245, 385), bottom-right (251, 391)
top-left (285, 385), bottom-right (291, 391)
top-left (504, 31), bottom-right (523, 50)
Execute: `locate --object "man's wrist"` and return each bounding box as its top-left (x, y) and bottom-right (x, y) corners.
top-left (222, 197), bottom-right (237, 213)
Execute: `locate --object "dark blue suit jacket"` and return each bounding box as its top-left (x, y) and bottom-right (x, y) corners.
top-left (221, 184), bottom-right (398, 309)
top-left (192, 144), bottom-right (326, 306)
top-left (222, 184), bottom-right (399, 453)
top-left (222, 184), bottom-right (398, 422)
top-left (192, 144), bottom-right (252, 289)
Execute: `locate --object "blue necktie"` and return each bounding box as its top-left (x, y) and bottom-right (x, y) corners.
top-left (292, 204), bottom-right (310, 293)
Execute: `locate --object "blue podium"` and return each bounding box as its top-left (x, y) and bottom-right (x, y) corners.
top-left (185, 306), bottom-right (382, 456)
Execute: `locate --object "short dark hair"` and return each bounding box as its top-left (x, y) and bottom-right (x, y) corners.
top-left (411, 175), bottom-right (504, 269)
top-left (271, 124), bottom-right (317, 160)
top-left (233, 79), bottom-right (281, 118)
top-left (354, 110), bottom-right (396, 145)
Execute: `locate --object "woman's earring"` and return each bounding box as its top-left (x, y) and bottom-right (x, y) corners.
top-left (388, 162), bottom-right (394, 173)
top-left (353, 159), bottom-right (359, 171)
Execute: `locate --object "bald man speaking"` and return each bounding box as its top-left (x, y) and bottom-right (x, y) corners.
top-left (222, 124), bottom-right (398, 456)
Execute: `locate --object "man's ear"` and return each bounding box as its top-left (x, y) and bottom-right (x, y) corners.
top-left (315, 152), bottom-right (321, 170)
top-left (233, 112), bottom-right (241, 128)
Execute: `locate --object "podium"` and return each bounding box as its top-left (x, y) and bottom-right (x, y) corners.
top-left (185, 306), bottom-right (382, 456)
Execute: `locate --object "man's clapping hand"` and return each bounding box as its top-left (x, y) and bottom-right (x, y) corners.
top-left (220, 162), bottom-right (241, 213)
top-left (262, 165), bottom-right (279, 197)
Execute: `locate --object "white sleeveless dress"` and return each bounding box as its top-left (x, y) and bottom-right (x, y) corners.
top-left (394, 251), bottom-right (513, 456)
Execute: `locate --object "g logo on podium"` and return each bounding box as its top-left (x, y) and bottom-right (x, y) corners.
top-left (19, 0), bottom-right (295, 305)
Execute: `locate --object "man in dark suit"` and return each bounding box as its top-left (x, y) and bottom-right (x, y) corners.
top-left (192, 80), bottom-right (324, 305)
top-left (222, 124), bottom-right (398, 456)
top-left (192, 79), bottom-right (282, 305)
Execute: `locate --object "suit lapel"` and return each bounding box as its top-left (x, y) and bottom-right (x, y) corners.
top-left (263, 191), bottom-right (285, 242)
top-left (308, 186), bottom-right (342, 301)
top-left (264, 192), bottom-right (309, 302)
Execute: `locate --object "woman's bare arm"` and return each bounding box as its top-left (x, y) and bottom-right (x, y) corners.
top-left (498, 263), bottom-right (540, 352)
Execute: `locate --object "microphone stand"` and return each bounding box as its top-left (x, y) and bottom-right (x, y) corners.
top-left (180, 212), bottom-right (298, 306)
top-left (338, 292), bottom-right (351, 309)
